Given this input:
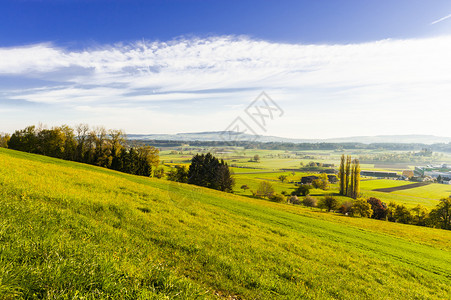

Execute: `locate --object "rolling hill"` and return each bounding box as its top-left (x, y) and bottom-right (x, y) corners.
top-left (128, 132), bottom-right (451, 145)
top-left (0, 148), bottom-right (450, 299)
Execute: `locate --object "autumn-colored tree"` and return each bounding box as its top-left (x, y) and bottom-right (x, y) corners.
top-left (312, 173), bottom-right (330, 190)
top-left (367, 197), bottom-right (387, 220)
top-left (350, 199), bottom-right (373, 217)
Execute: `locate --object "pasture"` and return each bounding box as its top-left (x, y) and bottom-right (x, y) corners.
top-left (0, 148), bottom-right (450, 299)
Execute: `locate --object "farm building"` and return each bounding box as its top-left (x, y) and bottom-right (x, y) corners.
top-left (360, 170), bottom-right (398, 178)
top-left (402, 170), bottom-right (414, 178)
top-left (299, 175), bottom-right (338, 184)
top-left (327, 175), bottom-right (338, 183)
top-left (300, 176), bottom-right (319, 184)
top-left (414, 165), bottom-right (451, 179)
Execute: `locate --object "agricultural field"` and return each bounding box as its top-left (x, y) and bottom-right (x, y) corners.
top-left (161, 148), bottom-right (451, 208)
top-left (1, 148), bottom-right (450, 299)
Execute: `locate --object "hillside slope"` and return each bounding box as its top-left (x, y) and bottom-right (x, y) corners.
top-left (0, 148), bottom-right (450, 299)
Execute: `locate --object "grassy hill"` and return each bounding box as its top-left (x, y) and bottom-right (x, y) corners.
top-left (0, 148), bottom-right (450, 299)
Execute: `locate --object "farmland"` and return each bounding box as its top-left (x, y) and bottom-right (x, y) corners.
top-left (161, 147), bottom-right (451, 209)
top-left (1, 147), bottom-right (450, 299)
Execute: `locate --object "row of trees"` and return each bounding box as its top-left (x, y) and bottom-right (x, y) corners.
top-left (338, 155), bottom-right (360, 199)
top-left (4, 125), bottom-right (159, 177)
top-left (338, 197), bottom-right (451, 229)
top-left (249, 178), bottom-right (451, 230)
top-left (293, 193), bottom-right (451, 230)
top-left (167, 153), bottom-right (234, 193)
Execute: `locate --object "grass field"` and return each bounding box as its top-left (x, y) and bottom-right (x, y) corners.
top-left (1, 148), bottom-right (450, 299)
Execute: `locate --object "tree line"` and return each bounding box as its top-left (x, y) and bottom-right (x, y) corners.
top-left (137, 139), bottom-right (451, 152)
top-left (3, 124), bottom-right (159, 177)
top-left (250, 174), bottom-right (450, 230)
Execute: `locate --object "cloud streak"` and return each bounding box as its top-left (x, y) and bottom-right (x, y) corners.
top-left (1, 36), bottom-right (451, 138)
top-left (431, 13), bottom-right (451, 25)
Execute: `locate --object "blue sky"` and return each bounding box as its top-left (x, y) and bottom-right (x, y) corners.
top-left (1, 0), bottom-right (451, 138)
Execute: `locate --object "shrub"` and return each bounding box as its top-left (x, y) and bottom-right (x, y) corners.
top-left (303, 195), bottom-right (318, 208)
top-left (349, 198), bottom-right (373, 218)
top-left (394, 204), bottom-right (413, 224)
top-left (312, 173), bottom-right (330, 190)
top-left (240, 184), bottom-right (249, 192)
top-left (411, 205), bottom-right (428, 226)
top-left (270, 194), bottom-right (286, 203)
top-left (294, 185), bottom-right (311, 196)
top-left (288, 195), bottom-right (301, 205)
top-left (256, 181), bottom-right (274, 198)
top-left (337, 201), bottom-right (353, 215)
top-left (367, 197), bottom-right (388, 220)
top-left (318, 196), bottom-right (339, 212)
top-left (154, 167), bottom-right (165, 179)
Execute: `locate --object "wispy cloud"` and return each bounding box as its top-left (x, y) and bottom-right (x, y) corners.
top-left (431, 13), bottom-right (451, 25)
top-left (1, 36), bottom-right (451, 138)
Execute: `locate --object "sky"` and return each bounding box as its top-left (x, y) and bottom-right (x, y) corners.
top-left (1, 0), bottom-right (451, 139)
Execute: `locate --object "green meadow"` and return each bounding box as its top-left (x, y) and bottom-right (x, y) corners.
top-left (160, 149), bottom-right (451, 209)
top-left (1, 148), bottom-right (450, 299)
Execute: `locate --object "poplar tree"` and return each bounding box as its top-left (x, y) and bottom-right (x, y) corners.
top-left (339, 154), bottom-right (346, 195)
top-left (353, 159), bottom-right (361, 199)
top-left (349, 161), bottom-right (355, 198)
top-left (345, 155), bottom-right (351, 196)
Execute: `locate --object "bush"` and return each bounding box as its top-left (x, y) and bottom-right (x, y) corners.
top-left (312, 173), bottom-right (329, 190)
top-left (394, 204), bottom-right (413, 224)
top-left (240, 184), bottom-right (249, 192)
top-left (337, 201), bottom-right (353, 215)
top-left (411, 205), bottom-right (428, 226)
top-left (367, 197), bottom-right (388, 220)
top-left (318, 196), bottom-right (339, 212)
top-left (154, 167), bottom-right (165, 179)
top-left (270, 194), bottom-right (286, 203)
top-left (349, 198), bottom-right (373, 217)
top-left (256, 181), bottom-right (274, 198)
top-left (294, 185), bottom-right (311, 196)
top-left (288, 195), bottom-right (301, 205)
top-left (303, 195), bottom-right (318, 207)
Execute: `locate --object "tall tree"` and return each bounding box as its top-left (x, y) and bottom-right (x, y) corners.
top-left (339, 154), bottom-right (346, 195)
top-left (61, 125), bottom-right (77, 161)
top-left (348, 162), bottom-right (355, 198)
top-left (216, 160), bottom-right (234, 192)
top-left (353, 159), bottom-right (361, 199)
top-left (109, 129), bottom-right (126, 171)
top-left (429, 197), bottom-right (451, 230)
top-left (75, 123), bottom-right (89, 162)
top-left (345, 155), bottom-right (351, 196)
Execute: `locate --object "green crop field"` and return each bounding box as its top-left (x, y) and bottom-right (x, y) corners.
top-left (1, 148), bottom-right (450, 299)
top-left (359, 179), bottom-right (414, 190)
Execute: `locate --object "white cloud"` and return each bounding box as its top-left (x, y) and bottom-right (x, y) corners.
top-left (1, 36), bottom-right (451, 138)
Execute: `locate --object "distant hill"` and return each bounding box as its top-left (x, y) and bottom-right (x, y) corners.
top-left (128, 132), bottom-right (451, 144)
